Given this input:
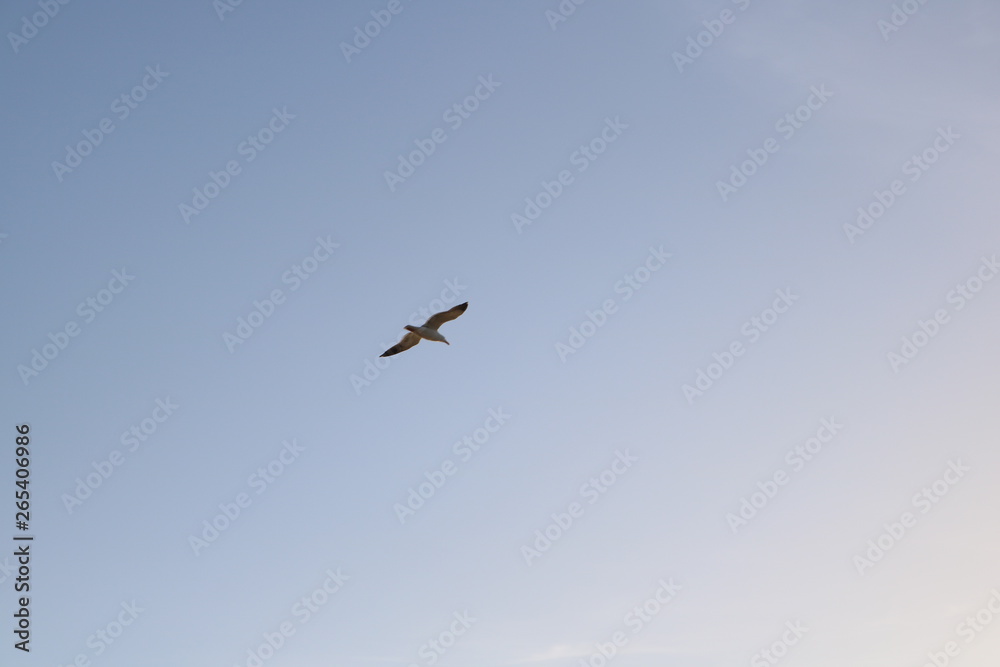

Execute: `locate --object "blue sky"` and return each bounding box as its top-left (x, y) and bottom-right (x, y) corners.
top-left (2, 1), bottom-right (1000, 665)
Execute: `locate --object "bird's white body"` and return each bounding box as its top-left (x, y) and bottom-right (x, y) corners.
top-left (405, 325), bottom-right (449, 344)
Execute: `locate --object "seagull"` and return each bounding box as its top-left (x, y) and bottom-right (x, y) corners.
top-left (380, 302), bottom-right (468, 357)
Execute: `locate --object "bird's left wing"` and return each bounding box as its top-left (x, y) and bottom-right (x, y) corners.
top-left (380, 331), bottom-right (421, 357)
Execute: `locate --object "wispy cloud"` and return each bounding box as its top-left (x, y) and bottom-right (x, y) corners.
top-left (505, 643), bottom-right (592, 664)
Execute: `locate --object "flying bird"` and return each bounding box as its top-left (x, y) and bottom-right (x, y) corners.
top-left (380, 302), bottom-right (468, 357)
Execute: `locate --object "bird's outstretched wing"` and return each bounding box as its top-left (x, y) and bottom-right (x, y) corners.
top-left (380, 331), bottom-right (421, 357)
top-left (424, 302), bottom-right (468, 330)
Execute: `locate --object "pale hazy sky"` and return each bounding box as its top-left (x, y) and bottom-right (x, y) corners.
top-left (2, 1), bottom-right (1000, 666)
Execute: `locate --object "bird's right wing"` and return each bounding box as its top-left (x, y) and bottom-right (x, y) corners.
top-left (380, 331), bottom-right (421, 357)
top-left (424, 302), bottom-right (468, 330)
